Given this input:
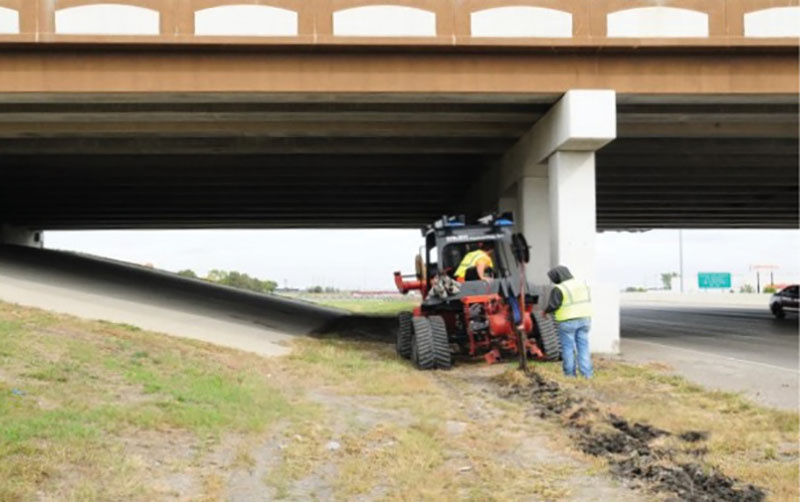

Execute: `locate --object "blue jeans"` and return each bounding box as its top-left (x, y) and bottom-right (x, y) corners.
top-left (558, 317), bottom-right (593, 378)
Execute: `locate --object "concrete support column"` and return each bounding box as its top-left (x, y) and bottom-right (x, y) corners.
top-left (545, 150), bottom-right (620, 353)
top-left (1, 225), bottom-right (44, 248)
top-left (548, 151), bottom-right (596, 281)
top-left (497, 186), bottom-right (517, 217)
top-left (516, 175), bottom-right (550, 286)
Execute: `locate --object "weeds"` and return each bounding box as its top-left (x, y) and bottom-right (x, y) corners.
top-left (2, 299), bottom-right (794, 502)
top-left (0, 301), bottom-right (313, 501)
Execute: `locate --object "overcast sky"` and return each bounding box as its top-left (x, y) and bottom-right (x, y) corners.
top-left (45, 229), bottom-right (799, 291)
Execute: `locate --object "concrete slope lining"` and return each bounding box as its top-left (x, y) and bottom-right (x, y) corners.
top-left (0, 245), bottom-right (347, 356)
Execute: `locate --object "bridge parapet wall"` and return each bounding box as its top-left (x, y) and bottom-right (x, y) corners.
top-left (0, 0), bottom-right (797, 45)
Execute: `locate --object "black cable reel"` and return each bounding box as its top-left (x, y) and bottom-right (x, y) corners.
top-left (511, 233), bottom-right (530, 264)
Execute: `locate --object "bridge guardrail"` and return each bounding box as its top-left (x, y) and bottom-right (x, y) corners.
top-left (0, 0), bottom-right (798, 46)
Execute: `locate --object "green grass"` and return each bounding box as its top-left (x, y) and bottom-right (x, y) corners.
top-left (102, 349), bottom-right (302, 432)
top-left (303, 297), bottom-right (419, 315)
top-left (287, 338), bottom-right (436, 397)
top-left (0, 301), bottom-right (316, 502)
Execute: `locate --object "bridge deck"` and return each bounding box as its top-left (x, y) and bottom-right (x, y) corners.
top-left (0, 92), bottom-right (796, 230)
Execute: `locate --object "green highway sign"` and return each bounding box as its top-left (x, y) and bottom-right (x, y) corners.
top-left (698, 272), bottom-right (731, 289)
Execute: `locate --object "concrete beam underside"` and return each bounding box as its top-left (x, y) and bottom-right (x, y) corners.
top-left (1, 225), bottom-right (43, 248)
top-left (0, 93), bottom-right (797, 230)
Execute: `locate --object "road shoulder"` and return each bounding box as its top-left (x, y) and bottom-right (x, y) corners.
top-left (621, 337), bottom-right (799, 410)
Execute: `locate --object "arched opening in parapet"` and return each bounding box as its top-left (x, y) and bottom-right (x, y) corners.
top-left (194, 4), bottom-right (298, 36)
top-left (470, 6), bottom-right (572, 38)
top-left (54, 3), bottom-right (160, 35)
top-left (332, 5), bottom-right (436, 36)
top-left (606, 6), bottom-right (709, 38)
top-left (0, 6), bottom-right (19, 34)
top-left (744, 6), bottom-right (800, 38)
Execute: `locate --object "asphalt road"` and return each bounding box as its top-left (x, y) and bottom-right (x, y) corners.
top-left (0, 245), bottom-right (345, 357)
top-left (621, 304), bottom-right (799, 410)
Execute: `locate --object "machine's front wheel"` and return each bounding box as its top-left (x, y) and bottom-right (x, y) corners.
top-left (396, 312), bottom-right (413, 359)
top-left (428, 315), bottom-right (453, 370)
top-left (411, 317), bottom-right (436, 370)
top-left (532, 311), bottom-right (561, 361)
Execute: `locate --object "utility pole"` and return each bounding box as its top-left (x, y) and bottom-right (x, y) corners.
top-left (678, 229), bottom-right (685, 292)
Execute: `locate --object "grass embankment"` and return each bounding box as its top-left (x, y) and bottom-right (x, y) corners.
top-left (0, 301), bottom-right (575, 502)
top-left (271, 339), bottom-right (576, 502)
top-left (0, 301), bottom-right (318, 501)
top-left (1, 296), bottom-right (797, 502)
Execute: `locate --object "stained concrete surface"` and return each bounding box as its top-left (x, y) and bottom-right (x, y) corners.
top-left (621, 304), bottom-right (799, 410)
top-left (0, 245), bottom-right (345, 357)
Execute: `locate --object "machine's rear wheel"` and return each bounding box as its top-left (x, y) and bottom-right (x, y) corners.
top-left (533, 311), bottom-right (561, 361)
top-left (428, 315), bottom-right (453, 370)
top-left (411, 317), bottom-right (436, 370)
top-left (396, 312), bottom-right (413, 359)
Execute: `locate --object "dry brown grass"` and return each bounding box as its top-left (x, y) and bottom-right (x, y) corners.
top-left (199, 474), bottom-right (225, 502)
top-left (534, 358), bottom-right (800, 502)
top-left (230, 440), bottom-right (257, 471)
top-left (276, 338), bottom-right (577, 502)
top-left (9, 298), bottom-right (786, 502)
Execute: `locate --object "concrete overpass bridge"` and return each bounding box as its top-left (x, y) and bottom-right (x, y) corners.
top-left (0, 93), bottom-right (797, 231)
top-left (0, 0), bottom-right (798, 350)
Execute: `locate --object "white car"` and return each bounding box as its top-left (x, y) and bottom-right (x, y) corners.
top-left (769, 285), bottom-right (799, 318)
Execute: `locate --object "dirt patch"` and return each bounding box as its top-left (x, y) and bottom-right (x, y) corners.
top-left (679, 431), bottom-right (709, 443)
top-left (315, 315), bottom-right (396, 342)
top-left (498, 371), bottom-right (766, 502)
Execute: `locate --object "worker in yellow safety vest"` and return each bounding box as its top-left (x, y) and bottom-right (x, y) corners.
top-left (454, 244), bottom-right (494, 282)
top-left (545, 265), bottom-right (593, 378)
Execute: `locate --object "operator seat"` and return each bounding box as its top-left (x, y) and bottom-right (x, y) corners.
top-left (443, 245), bottom-right (465, 277)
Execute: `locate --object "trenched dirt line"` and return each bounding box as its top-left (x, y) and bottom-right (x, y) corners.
top-left (496, 371), bottom-right (766, 502)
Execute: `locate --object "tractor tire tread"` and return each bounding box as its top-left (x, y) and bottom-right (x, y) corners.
top-left (533, 311), bottom-right (561, 361)
top-left (396, 312), bottom-right (413, 359)
top-left (411, 317), bottom-right (436, 370)
top-left (428, 315), bottom-right (453, 370)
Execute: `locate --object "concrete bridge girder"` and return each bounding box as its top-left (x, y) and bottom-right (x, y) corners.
top-left (0, 91), bottom-right (797, 231)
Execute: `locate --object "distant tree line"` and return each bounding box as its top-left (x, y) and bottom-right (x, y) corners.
top-left (305, 286), bottom-right (340, 293)
top-left (177, 269), bottom-right (278, 294)
top-left (740, 284), bottom-right (777, 294)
